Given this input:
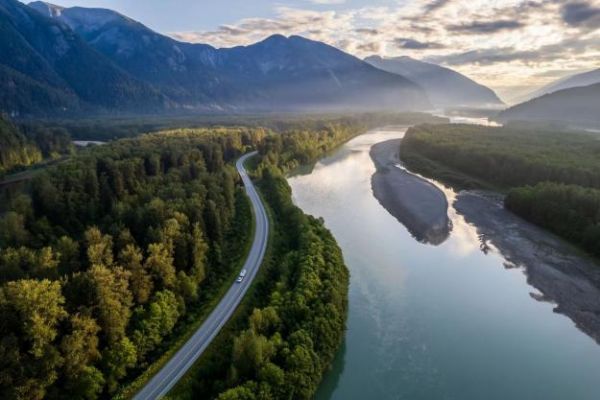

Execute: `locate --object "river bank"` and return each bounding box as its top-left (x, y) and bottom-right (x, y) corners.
top-left (374, 135), bottom-right (600, 344)
top-left (289, 127), bottom-right (600, 400)
top-left (370, 139), bottom-right (451, 245)
top-left (454, 190), bottom-right (600, 344)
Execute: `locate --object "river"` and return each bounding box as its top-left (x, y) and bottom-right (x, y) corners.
top-left (287, 127), bottom-right (600, 400)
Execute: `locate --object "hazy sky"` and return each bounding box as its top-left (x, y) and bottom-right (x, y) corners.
top-left (25, 0), bottom-right (600, 101)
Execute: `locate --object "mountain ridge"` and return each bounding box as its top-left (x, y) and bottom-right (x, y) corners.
top-left (20, 1), bottom-right (431, 114)
top-left (521, 68), bottom-right (600, 102)
top-left (0, 0), bottom-right (169, 116)
top-left (365, 55), bottom-right (503, 108)
top-left (498, 82), bottom-right (600, 127)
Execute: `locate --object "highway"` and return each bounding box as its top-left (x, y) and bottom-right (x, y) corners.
top-left (133, 151), bottom-right (269, 400)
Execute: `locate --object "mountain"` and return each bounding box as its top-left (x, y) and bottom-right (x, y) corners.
top-left (28, 2), bottom-right (430, 112)
top-left (29, 1), bottom-right (220, 105)
top-left (214, 36), bottom-right (429, 111)
top-left (365, 55), bottom-right (503, 108)
top-left (522, 68), bottom-right (600, 102)
top-left (498, 82), bottom-right (600, 127)
top-left (0, 0), bottom-right (168, 117)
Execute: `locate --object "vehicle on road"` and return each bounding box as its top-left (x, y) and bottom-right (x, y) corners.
top-left (133, 151), bottom-right (268, 400)
top-left (237, 269), bottom-right (248, 283)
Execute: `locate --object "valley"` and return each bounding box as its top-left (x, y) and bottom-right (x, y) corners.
top-left (1, 0), bottom-right (600, 399)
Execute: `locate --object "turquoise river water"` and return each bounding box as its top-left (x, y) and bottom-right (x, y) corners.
top-left (287, 127), bottom-right (600, 400)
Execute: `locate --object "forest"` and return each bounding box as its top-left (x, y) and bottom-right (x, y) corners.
top-left (0, 126), bottom-right (265, 399)
top-left (0, 114), bottom-right (73, 176)
top-left (167, 124), bottom-right (357, 400)
top-left (400, 123), bottom-right (600, 258)
top-left (506, 183), bottom-right (600, 258)
top-left (18, 111), bottom-right (447, 142)
top-left (0, 112), bottom-right (439, 399)
top-left (401, 124), bottom-right (600, 189)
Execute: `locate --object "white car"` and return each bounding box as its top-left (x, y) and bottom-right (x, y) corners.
top-left (236, 269), bottom-right (248, 283)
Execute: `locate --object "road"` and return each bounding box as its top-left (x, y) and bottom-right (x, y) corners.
top-left (134, 151), bottom-right (269, 400)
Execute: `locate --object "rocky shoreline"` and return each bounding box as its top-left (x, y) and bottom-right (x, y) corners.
top-left (455, 190), bottom-right (600, 344)
top-left (371, 136), bottom-right (600, 344)
top-left (370, 138), bottom-right (451, 245)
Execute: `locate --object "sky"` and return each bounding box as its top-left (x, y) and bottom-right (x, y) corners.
top-left (24, 0), bottom-right (600, 101)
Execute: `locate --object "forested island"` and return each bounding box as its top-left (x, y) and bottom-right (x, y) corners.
top-left (400, 124), bottom-right (600, 258)
top-left (0, 113), bottom-right (445, 400)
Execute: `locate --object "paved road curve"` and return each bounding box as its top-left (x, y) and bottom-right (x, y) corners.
top-left (134, 151), bottom-right (268, 400)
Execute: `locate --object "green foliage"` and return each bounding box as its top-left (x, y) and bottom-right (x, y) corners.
top-left (0, 115), bottom-right (74, 177)
top-left (0, 279), bottom-right (67, 399)
top-left (132, 290), bottom-right (181, 359)
top-left (182, 123), bottom-right (352, 399)
top-left (0, 115), bottom-right (42, 175)
top-left (401, 124), bottom-right (600, 189)
top-left (0, 126), bottom-right (258, 398)
top-left (0, 114), bottom-right (429, 398)
top-left (401, 123), bottom-right (600, 259)
top-left (215, 172), bottom-right (349, 399)
top-left (506, 183), bottom-right (600, 257)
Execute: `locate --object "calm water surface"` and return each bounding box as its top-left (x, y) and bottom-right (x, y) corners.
top-left (287, 128), bottom-right (600, 400)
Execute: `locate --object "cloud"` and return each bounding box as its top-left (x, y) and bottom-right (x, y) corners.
top-left (561, 2), bottom-right (600, 27)
top-left (355, 28), bottom-right (379, 35)
top-left (166, 0), bottom-right (600, 95)
top-left (425, 47), bottom-right (540, 65)
top-left (447, 20), bottom-right (524, 34)
top-left (423, 0), bottom-right (452, 13)
top-left (425, 35), bottom-right (600, 66)
top-left (356, 41), bottom-right (383, 53)
top-left (394, 37), bottom-right (443, 49)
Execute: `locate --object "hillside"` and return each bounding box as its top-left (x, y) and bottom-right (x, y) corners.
top-left (524, 68), bottom-right (600, 101)
top-left (365, 55), bottom-right (502, 108)
top-left (498, 83), bottom-right (600, 127)
top-left (0, 0), bottom-right (168, 117)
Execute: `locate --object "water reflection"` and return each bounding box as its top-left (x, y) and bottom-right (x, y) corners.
top-left (289, 127), bottom-right (600, 400)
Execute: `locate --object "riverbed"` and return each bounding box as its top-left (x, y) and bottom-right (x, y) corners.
top-left (287, 127), bottom-right (600, 400)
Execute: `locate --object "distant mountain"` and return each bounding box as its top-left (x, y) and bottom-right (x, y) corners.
top-left (498, 82), bottom-right (600, 127)
top-left (365, 55), bottom-right (503, 108)
top-left (523, 68), bottom-right (600, 102)
top-left (214, 36), bottom-right (429, 111)
top-left (29, 1), bottom-right (220, 105)
top-left (0, 0), bottom-right (168, 117)
top-left (27, 2), bottom-right (430, 113)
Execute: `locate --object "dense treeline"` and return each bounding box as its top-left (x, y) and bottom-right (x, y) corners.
top-left (400, 123), bottom-right (600, 258)
top-left (170, 133), bottom-right (350, 400)
top-left (506, 183), bottom-right (600, 257)
top-left (401, 124), bottom-right (600, 189)
top-left (165, 114), bottom-right (455, 400)
top-left (0, 115), bottom-right (73, 176)
top-left (19, 112), bottom-right (447, 142)
top-left (0, 127), bottom-right (266, 399)
top-left (216, 170), bottom-right (348, 399)
top-left (1, 113), bottom-right (440, 399)
top-left (0, 115), bottom-right (42, 175)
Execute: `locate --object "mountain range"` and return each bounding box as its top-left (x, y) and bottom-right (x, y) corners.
top-left (0, 0), bottom-right (168, 116)
top-left (498, 82), bottom-right (600, 127)
top-left (0, 0), bottom-right (432, 116)
top-left (365, 55), bottom-right (503, 108)
top-left (521, 68), bottom-right (600, 103)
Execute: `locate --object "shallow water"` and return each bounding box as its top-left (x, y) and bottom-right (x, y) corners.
top-left (287, 127), bottom-right (600, 400)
